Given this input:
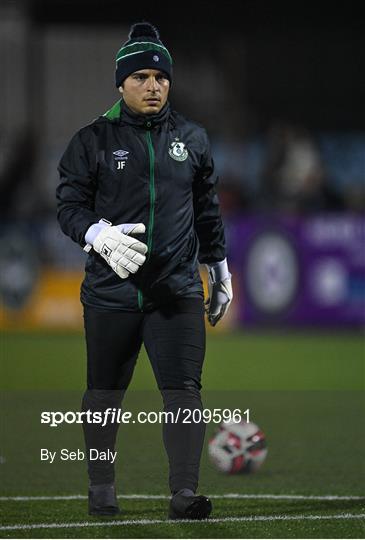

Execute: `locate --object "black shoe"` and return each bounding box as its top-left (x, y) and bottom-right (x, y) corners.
top-left (168, 489), bottom-right (212, 520)
top-left (88, 483), bottom-right (120, 516)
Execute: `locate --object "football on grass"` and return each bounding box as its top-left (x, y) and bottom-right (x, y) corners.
top-left (208, 420), bottom-right (268, 474)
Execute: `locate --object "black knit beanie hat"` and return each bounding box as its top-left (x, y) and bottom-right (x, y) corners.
top-left (115, 22), bottom-right (173, 87)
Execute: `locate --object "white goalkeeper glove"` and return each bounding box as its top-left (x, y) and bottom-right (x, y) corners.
top-left (205, 258), bottom-right (233, 327)
top-left (84, 218), bottom-right (147, 279)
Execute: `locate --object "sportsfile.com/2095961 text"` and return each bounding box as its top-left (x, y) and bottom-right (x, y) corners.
top-left (40, 408), bottom-right (250, 427)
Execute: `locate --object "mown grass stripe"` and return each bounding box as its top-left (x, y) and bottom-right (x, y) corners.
top-left (1, 493), bottom-right (364, 502)
top-left (1, 513), bottom-right (364, 531)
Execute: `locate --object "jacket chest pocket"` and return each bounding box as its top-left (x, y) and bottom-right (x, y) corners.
top-left (95, 158), bottom-right (149, 217)
top-left (97, 150), bottom-right (148, 188)
top-left (158, 157), bottom-right (194, 189)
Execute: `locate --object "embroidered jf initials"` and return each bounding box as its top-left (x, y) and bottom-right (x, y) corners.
top-left (113, 149), bottom-right (129, 171)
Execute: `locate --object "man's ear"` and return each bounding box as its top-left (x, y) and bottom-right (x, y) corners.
top-left (118, 85), bottom-right (123, 94)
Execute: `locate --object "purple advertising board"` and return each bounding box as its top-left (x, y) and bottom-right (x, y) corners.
top-left (227, 214), bottom-right (365, 327)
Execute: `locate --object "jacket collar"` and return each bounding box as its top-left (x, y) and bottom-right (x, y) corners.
top-left (103, 98), bottom-right (171, 130)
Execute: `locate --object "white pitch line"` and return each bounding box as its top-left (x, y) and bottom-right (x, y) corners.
top-left (0, 513), bottom-right (364, 531)
top-left (0, 493), bottom-right (364, 502)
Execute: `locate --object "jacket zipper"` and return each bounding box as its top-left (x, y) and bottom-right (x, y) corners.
top-left (137, 289), bottom-right (143, 311)
top-left (146, 130), bottom-right (156, 259)
top-left (137, 129), bottom-right (156, 312)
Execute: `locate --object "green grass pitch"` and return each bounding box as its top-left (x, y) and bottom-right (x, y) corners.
top-left (1, 330), bottom-right (364, 538)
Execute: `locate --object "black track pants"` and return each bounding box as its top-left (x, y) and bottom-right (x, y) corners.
top-left (82, 297), bottom-right (206, 492)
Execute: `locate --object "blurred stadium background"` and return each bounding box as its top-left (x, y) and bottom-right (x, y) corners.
top-left (0, 1), bottom-right (364, 537)
top-left (0, 0), bottom-right (364, 330)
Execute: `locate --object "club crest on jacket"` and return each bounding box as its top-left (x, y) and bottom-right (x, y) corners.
top-left (169, 140), bottom-right (188, 162)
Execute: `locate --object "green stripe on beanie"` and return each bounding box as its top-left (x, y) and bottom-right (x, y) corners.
top-left (116, 41), bottom-right (172, 65)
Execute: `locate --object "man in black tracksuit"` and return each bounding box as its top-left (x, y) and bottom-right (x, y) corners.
top-left (57, 22), bottom-right (232, 520)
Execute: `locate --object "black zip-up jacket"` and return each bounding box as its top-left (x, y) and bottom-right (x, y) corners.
top-left (56, 99), bottom-right (226, 312)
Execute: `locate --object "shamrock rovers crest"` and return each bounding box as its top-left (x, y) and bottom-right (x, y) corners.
top-left (169, 139), bottom-right (188, 162)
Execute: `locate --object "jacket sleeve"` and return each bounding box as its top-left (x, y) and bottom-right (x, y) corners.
top-left (56, 129), bottom-right (99, 248)
top-left (193, 129), bottom-right (226, 264)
